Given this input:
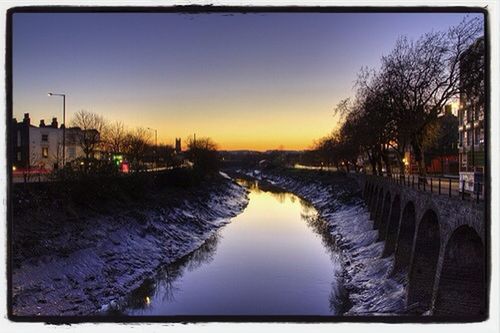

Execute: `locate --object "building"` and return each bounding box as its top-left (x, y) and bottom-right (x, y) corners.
top-left (425, 105), bottom-right (459, 175)
top-left (12, 113), bottom-right (85, 172)
top-left (399, 104), bottom-right (459, 176)
top-left (175, 137), bottom-right (182, 154)
top-left (458, 37), bottom-right (485, 194)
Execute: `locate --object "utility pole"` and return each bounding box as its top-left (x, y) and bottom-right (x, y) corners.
top-left (147, 127), bottom-right (158, 170)
top-left (471, 103), bottom-right (475, 172)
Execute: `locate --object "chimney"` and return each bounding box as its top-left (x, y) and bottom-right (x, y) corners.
top-left (23, 113), bottom-right (30, 125)
top-left (39, 119), bottom-right (46, 127)
top-left (51, 117), bottom-right (58, 128)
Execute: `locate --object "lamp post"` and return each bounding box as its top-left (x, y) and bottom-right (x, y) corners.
top-left (471, 102), bottom-right (475, 173)
top-left (48, 92), bottom-right (66, 168)
top-left (147, 127), bottom-right (158, 170)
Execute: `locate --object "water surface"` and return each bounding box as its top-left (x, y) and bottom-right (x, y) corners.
top-left (124, 179), bottom-right (343, 316)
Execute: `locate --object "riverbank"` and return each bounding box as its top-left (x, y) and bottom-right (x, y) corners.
top-left (236, 168), bottom-right (407, 315)
top-left (121, 176), bottom-right (348, 316)
top-left (11, 172), bottom-right (249, 317)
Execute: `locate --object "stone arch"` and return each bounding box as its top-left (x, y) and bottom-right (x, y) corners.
top-left (407, 209), bottom-right (440, 314)
top-left (377, 191), bottom-right (392, 238)
top-left (370, 186), bottom-right (380, 219)
top-left (383, 195), bottom-right (401, 256)
top-left (434, 226), bottom-right (486, 317)
top-left (393, 201), bottom-right (416, 273)
top-left (373, 188), bottom-right (384, 227)
top-left (370, 185), bottom-right (378, 216)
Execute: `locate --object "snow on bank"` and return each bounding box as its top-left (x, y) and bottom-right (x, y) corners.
top-left (12, 179), bottom-right (248, 317)
top-left (218, 171), bottom-right (232, 180)
top-left (260, 172), bottom-right (407, 315)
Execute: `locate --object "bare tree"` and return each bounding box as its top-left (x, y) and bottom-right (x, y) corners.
top-left (319, 18), bottom-right (482, 178)
top-left (313, 132), bottom-right (341, 170)
top-left (186, 136), bottom-right (218, 151)
top-left (103, 121), bottom-right (127, 154)
top-left (353, 71), bottom-right (399, 175)
top-left (333, 71), bottom-right (399, 175)
top-left (380, 17), bottom-right (482, 177)
top-left (185, 136), bottom-right (219, 174)
top-left (70, 110), bottom-right (108, 168)
top-left (123, 127), bottom-right (152, 170)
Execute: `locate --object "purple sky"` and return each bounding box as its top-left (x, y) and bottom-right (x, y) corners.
top-left (12, 12), bottom-right (484, 150)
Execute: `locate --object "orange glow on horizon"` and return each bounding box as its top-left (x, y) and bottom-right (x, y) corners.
top-left (22, 92), bottom-right (344, 152)
top-left (156, 127), bottom-right (334, 152)
top-left (125, 103), bottom-right (342, 151)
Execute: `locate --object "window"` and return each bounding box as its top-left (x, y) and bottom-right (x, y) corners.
top-left (42, 134), bottom-right (48, 142)
top-left (474, 104), bottom-right (480, 120)
top-left (42, 147), bottom-right (49, 158)
top-left (68, 147), bottom-right (76, 158)
top-left (461, 154), bottom-right (467, 168)
top-left (17, 152), bottom-right (21, 161)
top-left (466, 129), bottom-right (472, 146)
top-left (17, 130), bottom-right (21, 147)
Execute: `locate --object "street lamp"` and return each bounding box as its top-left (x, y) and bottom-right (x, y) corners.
top-left (147, 127), bottom-right (158, 170)
top-left (48, 92), bottom-right (66, 168)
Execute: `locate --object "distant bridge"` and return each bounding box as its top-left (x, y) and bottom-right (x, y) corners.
top-left (356, 175), bottom-right (487, 317)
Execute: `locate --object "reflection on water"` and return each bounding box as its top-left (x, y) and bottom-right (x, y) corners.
top-left (122, 178), bottom-right (345, 316)
top-left (124, 233), bottom-right (220, 311)
top-left (236, 178), bottom-right (298, 205)
top-left (300, 209), bottom-right (349, 314)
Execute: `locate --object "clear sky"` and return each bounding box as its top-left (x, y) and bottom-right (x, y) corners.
top-left (12, 12), bottom-right (483, 151)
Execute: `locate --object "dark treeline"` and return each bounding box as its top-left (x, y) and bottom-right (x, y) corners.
top-left (50, 110), bottom-right (221, 182)
top-left (313, 17), bottom-right (483, 177)
top-left (67, 111), bottom-right (178, 172)
top-left (23, 111), bottom-right (225, 205)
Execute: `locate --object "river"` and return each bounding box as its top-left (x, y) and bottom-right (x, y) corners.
top-left (122, 178), bottom-right (345, 316)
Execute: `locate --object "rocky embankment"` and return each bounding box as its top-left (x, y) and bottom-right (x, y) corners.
top-left (250, 169), bottom-right (407, 315)
top-left (12, 174), bottom-right (248, 317)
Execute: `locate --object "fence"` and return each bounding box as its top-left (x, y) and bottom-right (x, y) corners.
top-left (385, 173), bottom-right (484, 203)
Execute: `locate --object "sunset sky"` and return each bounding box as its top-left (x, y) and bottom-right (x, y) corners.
top-left (12, 12), bottom-right (482, 151)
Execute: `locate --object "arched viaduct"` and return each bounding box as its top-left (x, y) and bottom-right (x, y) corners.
top-left (359, 176), bottom-right (487, 318)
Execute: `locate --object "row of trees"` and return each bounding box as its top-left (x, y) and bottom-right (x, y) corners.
top-left (314, 17), bottom-right (483, 177)
top-left (184, 136), bottom-right (220, 174)
top-left (68, 110), bottom-right (220, 174)
top-left (68, 110), bottom-right (174, 171)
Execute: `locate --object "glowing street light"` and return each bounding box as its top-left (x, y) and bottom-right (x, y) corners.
top-left (147, 127), bottom-right (158, 170)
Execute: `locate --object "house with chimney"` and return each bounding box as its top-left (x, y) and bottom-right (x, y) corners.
top-left (11, 113), bottom-right (85, 172)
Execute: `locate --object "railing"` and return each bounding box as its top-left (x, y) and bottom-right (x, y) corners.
top-left (291, 166), bottom-right (485, 203)
top-left (382, 173), bottom-right (484, 203)
top-left (12, 169), bottom-right (51, 183)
